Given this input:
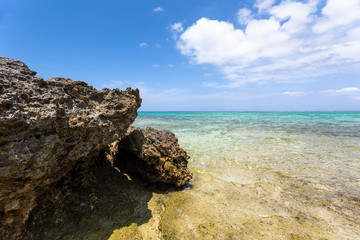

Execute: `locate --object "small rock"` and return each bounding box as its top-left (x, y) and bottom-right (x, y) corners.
top-left (112, 127), bottom-right (193, 188)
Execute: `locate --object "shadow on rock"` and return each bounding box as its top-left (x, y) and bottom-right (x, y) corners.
top-left (112, 127), bottom-right (193, 188)
top-left (22, 154), bottom-right (155, 240)
top-left (0, 57), bottom-right (192, 240)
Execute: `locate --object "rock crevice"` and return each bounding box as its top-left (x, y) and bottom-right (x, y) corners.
top-left (108, 127), bottom-right (192, 188)
top-left (0, 57), bottom-right (191, 239)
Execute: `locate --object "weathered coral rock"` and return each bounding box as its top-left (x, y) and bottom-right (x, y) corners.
top-left (112, 127), bottom-right (192, 188)
top-left (0, 56), bottom-right (193, 239)
top-left (0, 56), bottom-right (141, 239)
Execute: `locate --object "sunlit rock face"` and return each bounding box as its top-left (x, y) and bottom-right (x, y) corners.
top-left (0, 56), bottom-right (141, 239)
top-left (111, 127), bottom-right (193, 188)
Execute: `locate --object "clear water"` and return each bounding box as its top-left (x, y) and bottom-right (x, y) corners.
top-left (132, 111), bottom-right (360, 239)
top-left (134, 111), bottom-right (360, 198)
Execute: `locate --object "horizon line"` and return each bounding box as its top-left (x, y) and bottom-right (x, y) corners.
top-left (138, 110), bottom-right (360, 112)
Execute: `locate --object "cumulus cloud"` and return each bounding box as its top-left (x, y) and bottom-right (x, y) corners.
top-left (175, 0), bottom-right (360, 87)
top-left (139, 42), bottom-right (148, 48)
top-left (313, 0), bottom-right (360, 33)
top-left (255, 0), bottom-right (275, 12)
top-left (282, 91), bottom-right (306, 96)
top-left (153, 7), bottom-right (163, 12)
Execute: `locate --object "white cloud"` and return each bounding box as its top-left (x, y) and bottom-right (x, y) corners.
top-left (282, 91), bottom-right (306, 96)
top-left (313, 0), bottom-right (360, 33)
top-left (139, 42), bottom-right (148, 48)
top-left (237, 8), bottom-right (253, 25)
top-left (175, 0), bottom-right (360, 87)
top-left (347, 27), bottom-right (360, 40)
top-left (320, 87), bottom-right (360, 101)
top-left (171, 22), bottom-right (184, 33)
top-left (155, 44), bottom-right (161, 48)
top-left (320, 87), bottom-right (360, 96)
top-left (203, 73), bottom-right (214, 77)
top-left (152, 64), bottom-right (160, 68)
top-left (167, 64), bottom-right (174, 67)
top-left (163, 88), bottom-right (184, 95)
top-left (170, 22), bottom-right (184, 40)
top-left (153, 7), bottom-right (163, 12)
top-left (270, 0), bottom-right (316, 34)
top-left (255, 0), bottom-right (275, 12)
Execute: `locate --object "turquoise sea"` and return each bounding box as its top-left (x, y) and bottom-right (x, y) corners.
top-left (133, 112), bottom-right (360, 239)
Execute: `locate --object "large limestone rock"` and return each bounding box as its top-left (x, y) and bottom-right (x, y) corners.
top-left (0, 57), bottom-right (141, 238)
top-left (0, 56), bottom-right (193, 239)
top-left (111, 127), bottom-right (193, 188)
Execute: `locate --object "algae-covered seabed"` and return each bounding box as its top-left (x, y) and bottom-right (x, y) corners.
top-left (108, 112), bottom-right (360, 240)
top-left (29, 112), bottom-right (360, 239)
top-left (109, 169), bottom-right (360, 240)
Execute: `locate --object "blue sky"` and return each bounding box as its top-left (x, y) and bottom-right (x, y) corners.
top-left (1, 0), bottom-right (359, 111)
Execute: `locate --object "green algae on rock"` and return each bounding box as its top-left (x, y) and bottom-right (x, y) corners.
top-left (109, 169), bottom-right (359, 239)
top-left (0, 57), bottom-right (192, 239)
top-left (0, 56), bottom-right (141, 239)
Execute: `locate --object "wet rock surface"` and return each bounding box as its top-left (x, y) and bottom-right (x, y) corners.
top-left (111, 127), bottom-right (193, 188)
top-left (0, 56), bottom-right (142, 239)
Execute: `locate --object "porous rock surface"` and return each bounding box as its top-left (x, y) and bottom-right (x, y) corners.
top-left (109, 127), bottom-right (193, 188)
top-left (0, 56), bottom-right (141, 238)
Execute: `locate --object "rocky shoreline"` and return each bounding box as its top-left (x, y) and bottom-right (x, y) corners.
top-left (0, 57), bottom-right (192, 239)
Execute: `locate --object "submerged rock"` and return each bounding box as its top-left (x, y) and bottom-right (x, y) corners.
top-left (110, 127), bottom-right (192, 188)
top-left (0, 57), bottom-right (141, 239)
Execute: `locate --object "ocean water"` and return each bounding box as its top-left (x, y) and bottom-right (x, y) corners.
top-left (132, 112), bottom-right (360, 239)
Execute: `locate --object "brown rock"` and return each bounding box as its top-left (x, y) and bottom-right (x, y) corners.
top-left (111, 127), bottom-right (192, 188)
top-left (0, 57), bottom-right (141, 239)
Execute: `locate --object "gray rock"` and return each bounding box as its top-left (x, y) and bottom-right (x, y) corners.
top-left (108, 127), bottom-right (193, 188)
top-left (0, 56), bottom-right (141, 239)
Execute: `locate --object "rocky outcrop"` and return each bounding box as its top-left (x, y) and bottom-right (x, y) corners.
top-left (0, 57), bottom-right (141, 239)
top-left (109, 127), bottom-right (192, 188)
top-left (0, 56), bottom-right (192, 239)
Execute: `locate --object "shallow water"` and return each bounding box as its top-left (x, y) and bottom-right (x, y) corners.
top-left (126, 112), bottom-right (360, 239)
